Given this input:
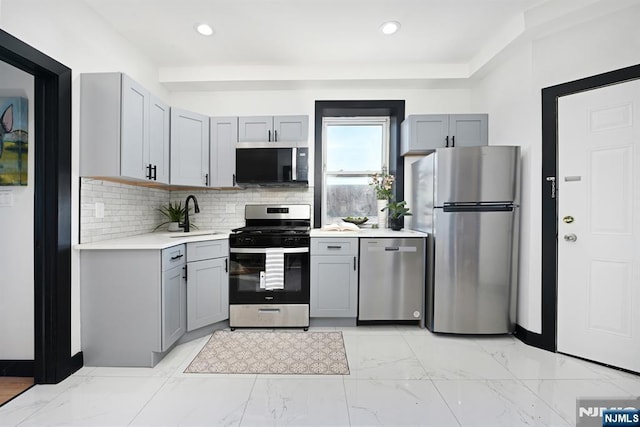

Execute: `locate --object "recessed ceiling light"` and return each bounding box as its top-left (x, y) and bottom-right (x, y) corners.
top-left (195, 23), bottom-right (214, 36)
top-left (380, 21), bottom-right (400, 35)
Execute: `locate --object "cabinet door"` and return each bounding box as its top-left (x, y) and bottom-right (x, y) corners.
top-left (273, 115), bottom-right (308, 143)
top-left (238, 116), bottom-right (273, 142)
top-left (310, 255), bottom-right (358, 317)
top-left (449, 114), bottom-right (488, 148)
top-left (187, 257), bottom-right (229, 331)
top-left (161, 264), bottom-right (186, 351)
top-left (210, 117), bottom-right (238, 187)
top-left (401, 115), bottom-right (449, 155)
top-left (170, 108), bottom-right (210, 186)
top-left (120, 74), bottom-right (149, 179)
top-left (148, 95), bottom-right (170, 184)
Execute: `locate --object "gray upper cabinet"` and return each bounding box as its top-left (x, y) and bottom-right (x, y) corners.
top-left (401, 114), bottom-right (488, 155)
top-left (148, 95), bottom-right (171, 184)
top-left (238, 115), bottom-right (308, 144)
top-left (80, 73), bottom-right (170, 183)
top-left (170, 108), bottom-right (210, 187)
top-left (310, 238), bottom-right (358, 318)
top-left (209, 117), bottom-right (238, 187)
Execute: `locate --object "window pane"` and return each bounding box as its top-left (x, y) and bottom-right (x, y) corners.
top-left (325, 176), bottom-right (380, 224)
top-left (326, 125), bottom-right (383, 172)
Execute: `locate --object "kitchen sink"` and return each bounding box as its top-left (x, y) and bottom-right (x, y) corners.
top-left (164, 230), bottom-right (219, 238)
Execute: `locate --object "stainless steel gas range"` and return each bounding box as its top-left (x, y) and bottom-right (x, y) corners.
top-left (228, 204), bottom-right (311, 330)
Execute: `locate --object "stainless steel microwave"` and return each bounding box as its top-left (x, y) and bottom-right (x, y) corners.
top-left (235, 146), bottom-right (308, 186)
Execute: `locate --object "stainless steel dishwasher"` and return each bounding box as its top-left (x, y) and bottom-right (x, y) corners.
top-left (358, 238), bottom-right (425, 321)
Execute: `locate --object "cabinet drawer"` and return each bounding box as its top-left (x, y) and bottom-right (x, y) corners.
top-left (311, 238), bottom-right (358, 256)
top-left (162, 244), bottom-right (186, 271)
top-left (187, 239), bottom-right (229, 262)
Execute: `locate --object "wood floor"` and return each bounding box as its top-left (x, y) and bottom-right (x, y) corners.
top-left (0, 377), bottom-right (34, 406)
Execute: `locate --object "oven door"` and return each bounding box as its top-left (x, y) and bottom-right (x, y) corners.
top-left (229, 247), bottom-right (310, 304)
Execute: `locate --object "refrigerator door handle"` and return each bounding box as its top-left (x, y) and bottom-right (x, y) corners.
top-left (443, 204), bottom-right (514, 213)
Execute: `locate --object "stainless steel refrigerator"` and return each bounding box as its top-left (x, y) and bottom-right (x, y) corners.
top-left (411, 146), bottom-right (520, 334)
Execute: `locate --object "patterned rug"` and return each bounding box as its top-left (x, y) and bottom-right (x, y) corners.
top-left (185, 330), bottom-right (350, 375)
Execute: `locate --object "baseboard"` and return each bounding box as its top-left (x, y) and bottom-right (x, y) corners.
top-left (514, 324), bottom-right (554, 352)
top-left (69, 351), bottom-right (84, 375)
top-left (0, 360), bottom-right (34, 377)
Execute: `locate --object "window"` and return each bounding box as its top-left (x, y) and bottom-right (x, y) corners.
top-left (322, 116), bottom-right (390, 225)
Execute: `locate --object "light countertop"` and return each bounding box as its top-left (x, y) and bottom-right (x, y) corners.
top-left (310, 228), bottom-right (427, 238)
top-left (75, 230), bottom-right (231, 250)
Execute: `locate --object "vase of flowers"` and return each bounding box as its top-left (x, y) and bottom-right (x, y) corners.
top-left (370, 168), bottom-right (394, 229)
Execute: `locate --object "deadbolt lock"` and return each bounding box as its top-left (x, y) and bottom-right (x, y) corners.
top-left (563, 215), bottom-right (575, 224)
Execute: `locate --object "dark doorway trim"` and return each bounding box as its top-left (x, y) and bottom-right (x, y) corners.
top-left (0, 29), bottom-right (77, 383)
top-left (538, 63), bottom-right (640, 352)
top-left (314, 100), bottom-right (406, 228)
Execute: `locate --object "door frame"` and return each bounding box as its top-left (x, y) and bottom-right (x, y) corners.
top-left (0, 29), bottom-right (77, 383)
top-left (537, 63), bottom-right (640, 352)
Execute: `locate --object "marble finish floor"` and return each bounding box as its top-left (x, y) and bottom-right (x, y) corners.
top-left (1, 326), bottom-right (638, 426)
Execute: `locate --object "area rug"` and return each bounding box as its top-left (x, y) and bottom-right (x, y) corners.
top-left (185, 330), bottom-right (350, 375)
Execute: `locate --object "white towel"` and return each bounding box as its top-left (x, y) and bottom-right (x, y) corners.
top-left (264, 247), bottom-right (285, 290)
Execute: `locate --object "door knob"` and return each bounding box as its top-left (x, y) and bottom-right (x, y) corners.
top-left (563, 233), bottom-right (577, 242)
top-left (563, 215), bottom-right (575, 224)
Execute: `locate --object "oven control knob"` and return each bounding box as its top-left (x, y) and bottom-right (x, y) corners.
top-left (283, 237), bottom-right (296, 245)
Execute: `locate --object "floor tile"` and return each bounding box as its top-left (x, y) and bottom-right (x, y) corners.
top-left (344, 379), bottom-right (459, 426)
top-left (0, 377), bottom-right (83, 427)
top-left (16, 376), bottom-right (167, 426)
top-left (343, 334), bottom-right (428, 380)
top-left (240, 377), bottom-right (350, 426)
top-left (130, 377), bottom-right (256, 426)
top-left (405, 334), bottom-right (516, 380)
top-left (477, 337), bottom-right (621, 380)
top-left (434, 379), bottom-right (570, 427)
top-left (522, 379), bottom-right (633, 426)
top-left (608, 377), bottom-right (640, 395)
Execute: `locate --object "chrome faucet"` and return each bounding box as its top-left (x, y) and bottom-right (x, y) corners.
top-left (180, 195), bottom-right (200, 232)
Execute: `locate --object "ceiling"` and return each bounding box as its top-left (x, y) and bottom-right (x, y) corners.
top-left (79, 0), bottom-right (637, 90)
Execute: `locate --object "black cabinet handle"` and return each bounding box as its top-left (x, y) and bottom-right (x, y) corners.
top-left (171, 254), bottom-right (184, 260)
top-left (225, 258), bottom-right (228, 273)
top-left (152, 165), bottom-right (157, 181)
top-left (445, 136), bottom-right (449, 148)
top-left (205, 173), bottom-right (209, 186)
top-left (452, 136), bottom-right (455, 147)
top-left (274, 130), bottom-right (278, 142)
top-left (385, 247), bottom-right (399, 251)
top-left (182, 265), bottom-right (187, 280)
top-left (232, 173), bottom-right (236, 186)
top-left (268, 130), bottom-right (271, 142)
top-left (327, 245), bottom-right (342, 249)
top-left (146, 164), bottom-right (151, 179)
top-left (353, 256), bottom-right (357, 271)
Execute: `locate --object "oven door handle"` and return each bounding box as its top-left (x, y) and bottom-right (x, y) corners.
top-left (229, 247), bottom-right (309, 254)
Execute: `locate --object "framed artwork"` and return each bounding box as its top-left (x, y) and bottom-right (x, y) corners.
top-left (0, 96), bottom-right (29, 185)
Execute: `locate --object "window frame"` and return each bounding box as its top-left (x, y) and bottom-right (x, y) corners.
top-left (321, 116), bottom-right (390, 226)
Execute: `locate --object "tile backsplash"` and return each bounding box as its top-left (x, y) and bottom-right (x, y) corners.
top-left (80, 178), bottom-right (167, 243)
top-left (80, 178), bottom-right (314, 243)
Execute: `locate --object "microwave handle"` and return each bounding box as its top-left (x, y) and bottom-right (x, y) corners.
top-left (292, 147), bottom-right (297, 181)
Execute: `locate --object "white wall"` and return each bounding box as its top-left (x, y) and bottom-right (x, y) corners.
top-left (471, 5), bottom-right (640, 333)
top-left (0, 61), bottom-right (34, 359)
top-left (0, 0), bottom-right (168, 356)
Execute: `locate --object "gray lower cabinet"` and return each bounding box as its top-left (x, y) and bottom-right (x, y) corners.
top-left (186, 240), bottom-right (229, 331)
top-left (401, 114), bottom-right (488, 155)
top-left (80, 244), bottom-right (187, 367)
top-left (310, 238), bottom-right (358, 317)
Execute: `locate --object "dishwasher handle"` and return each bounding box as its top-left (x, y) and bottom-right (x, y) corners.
top-left (384, 247), bottom-right (399, 251)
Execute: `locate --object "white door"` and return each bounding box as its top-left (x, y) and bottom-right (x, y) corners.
top-left (557, 79), bottom-right (640, 372)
